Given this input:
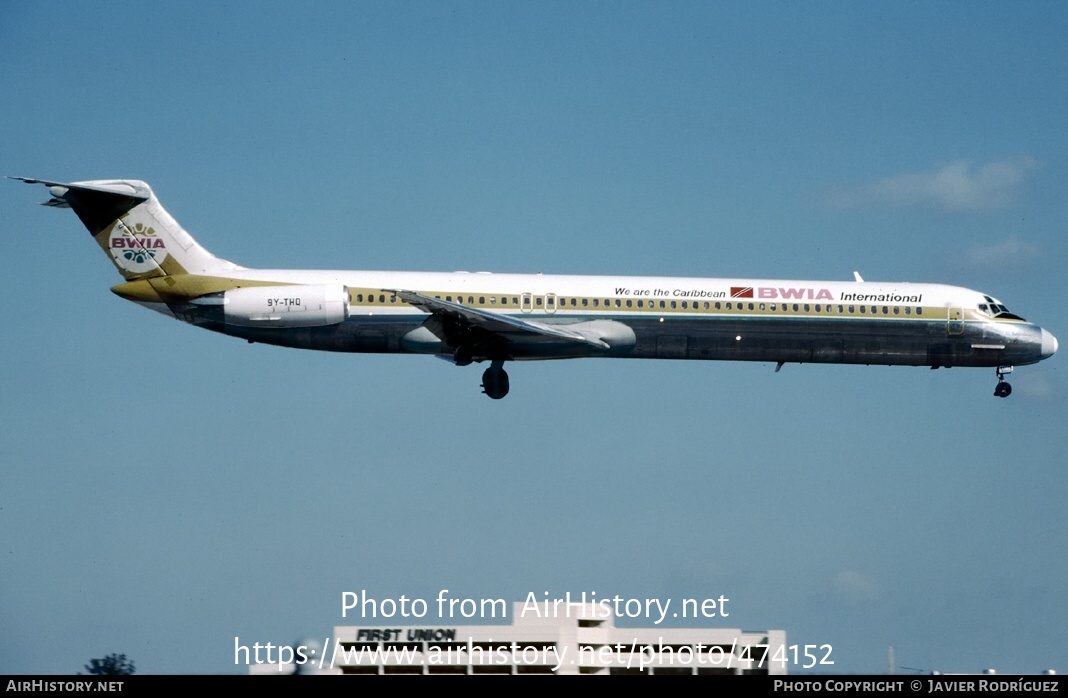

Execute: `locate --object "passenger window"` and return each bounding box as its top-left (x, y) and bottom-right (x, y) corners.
top-left (626, 299), bottom-right (632, 308)
top-left (582, 298), bottom-right (588, 307)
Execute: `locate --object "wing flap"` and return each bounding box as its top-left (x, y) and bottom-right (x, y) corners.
top-left (392, 289), bottom-right (610, 349)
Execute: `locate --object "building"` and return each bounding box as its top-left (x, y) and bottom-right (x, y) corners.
top-left (254, 600), bottom-right (787, 675)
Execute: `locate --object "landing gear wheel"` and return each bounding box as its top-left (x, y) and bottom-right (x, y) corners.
top-left (994, 366), bottom-right (1014, 398)
top-left (480, 361), bottom-right (509, 399)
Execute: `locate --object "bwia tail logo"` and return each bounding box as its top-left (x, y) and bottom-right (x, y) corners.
top-left (109, 221), bottom-right (167, 273)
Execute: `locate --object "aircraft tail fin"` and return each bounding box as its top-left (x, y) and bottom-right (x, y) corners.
top-left (11, 177), bottom-right (242, 280)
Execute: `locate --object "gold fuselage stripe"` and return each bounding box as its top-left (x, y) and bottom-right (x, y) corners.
top-left (113, 276), bottom-right (1029, 325)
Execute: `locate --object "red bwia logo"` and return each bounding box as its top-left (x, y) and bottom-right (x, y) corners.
top-left (109, 222), bottom-right (167, 272)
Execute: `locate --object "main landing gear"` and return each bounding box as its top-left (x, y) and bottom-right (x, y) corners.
top-left (453, 345), bottom-right (509, 398)
top-left (453, 345), bottom-right (473, 367)
top-left (481, 360), bottom-right (510, 400)
top-left (994, 366), bottom-right (1013, 398)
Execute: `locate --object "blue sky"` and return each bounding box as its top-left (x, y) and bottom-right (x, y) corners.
top-left (1, 1), bottom-right (1065, 675)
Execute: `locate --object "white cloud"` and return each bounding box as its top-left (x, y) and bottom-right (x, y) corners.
top-left (964, 236), bottom-right (1039, 271)
top-left (827, 157), bottom-right (1039, 211)
top-left (832, 570), bottom-right (881, 603)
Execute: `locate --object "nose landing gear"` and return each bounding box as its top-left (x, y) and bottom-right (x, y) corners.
top-left (994, 366), bottom-right (1013, 398)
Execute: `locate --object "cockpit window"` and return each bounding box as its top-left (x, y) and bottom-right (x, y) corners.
top-left (979, 299), bottom-right (1026, 321)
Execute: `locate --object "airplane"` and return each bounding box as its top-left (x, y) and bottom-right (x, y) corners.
top-left (13, 177), bottom-right (1058, 399)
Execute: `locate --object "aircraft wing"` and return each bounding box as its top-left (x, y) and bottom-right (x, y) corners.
top-left (391, 289), bottom-right (610, 350)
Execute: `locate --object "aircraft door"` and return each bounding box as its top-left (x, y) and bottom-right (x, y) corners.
top-left (546, 293), bottom-right (557, 314)
top-left (521, 293), bottom-right (533, 313)
top-left (947, 307), bottom-right (964, 336)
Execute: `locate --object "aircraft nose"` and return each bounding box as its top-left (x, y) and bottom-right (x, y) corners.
top-left (1041, 328), bottom-right (1058, 360)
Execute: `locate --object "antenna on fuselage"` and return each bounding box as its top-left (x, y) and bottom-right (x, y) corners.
top-left (853, 271), bottom-right (864, 282)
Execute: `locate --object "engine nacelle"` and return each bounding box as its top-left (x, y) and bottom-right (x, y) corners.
top-left (194, 284), bottom-right (350, 328)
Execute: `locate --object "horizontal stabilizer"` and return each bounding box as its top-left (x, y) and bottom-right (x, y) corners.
top-left (9, 177), bottom-right (149, 235)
